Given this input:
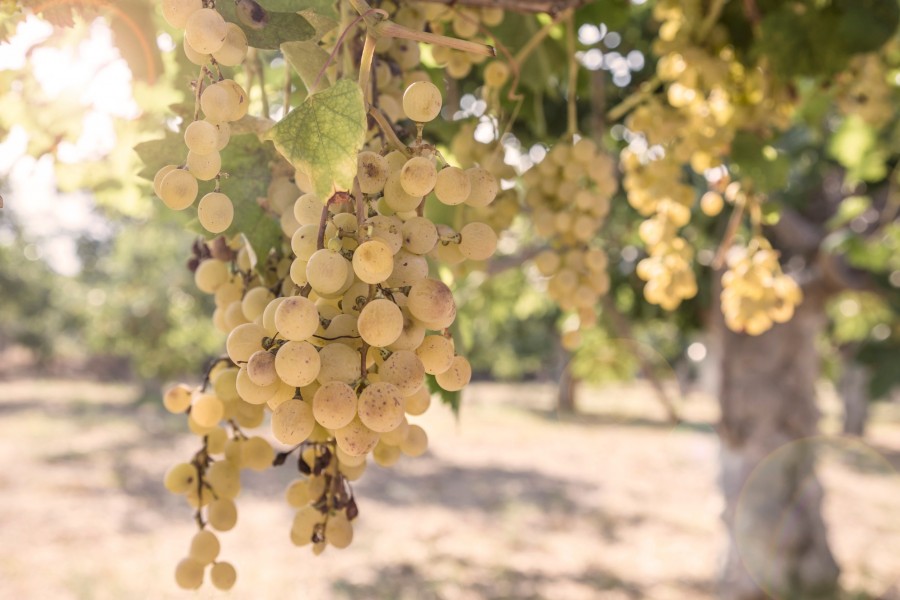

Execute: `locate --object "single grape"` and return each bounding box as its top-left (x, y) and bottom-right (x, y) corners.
top-left (207, 498), bottom-right (238, 531)
top-left (189, 529), bottom-right (221, 564)
top-left (400, 424), bottom-right (428, 457)
top-left (433, 166), bottom-right (471, 205)
top-left (191, 393), bottom-right (224, 427)
top-left (306, 249), bottom-right (350, 295)
top-left (401, 216), bottom-right (438, 254)
top-left (435, 355), bottom-right (471, 391)
top-left (335, 416), bottom-right (380, 456)
top-left (274, 341), bottom-right (321, 387)
top-left (198, 191), bottom-right (234, 233)
top-left (200, 82), bottom-right (235, 123)
top-left (225, 323), bottom-right (266, 363)
top-left (184, 120), bottom-right (219, 155)
top-left (185, 8), bottom-right (227, 55)
top-left (153, 164), bottom-right (177, 198)
top-left (464, 167), bottom-right (498, 207)
top-left (325, 513), bottom-right (354, 548)
top-left (186, 150), bottom-right (221, 181)
top-left (404, 386), bottom-right (431, 416)
top-left (415, 335), bottom-right (455, 375)
top-left (247, 350), bottom-right (278, 386)
top-left (352, 239), bottom-right (394, 284)
top-left (399, 156), bottom-right (438, 197)
top-left (160, 169), bottom-right (199, 210)
top-left (311, 381), bottom-right (357, 429)
top-left (458, 222), bottom-right (498, 261)
top-left (358, 381), bottom-right (404, 433)
top-left (212, 23), bottom-right (248, 67)
top-left (163, 384), bottom-right (193, 413)
top-left (164, 462), bottom-right (198, 494)
top-left (380, 350), bottom-right (425, 396)
top-left (174, 557), bottom-right (205, 590)
top-left (206, 460), bottom-right (241, 500)
top-left (316, 343), bottom-right (360, 385)
top-left (274, 295), bottom-right (319, 342)
top-left (272, 399), bottom-right (316, 445)
top-left (358, 298), bottom-right (404, 347)
top-left (402, 81), bottom-right (442, 122)
top-left (162, 0), bottom-right (202, 28)
top-left (484, 61), bottom-right (510, 88)
top-left (407, 278), bottom-right (456, 327)
top-left (357, 151), bottom-right (389, 194)
top-left (210, 561), bottom-right (237, 591)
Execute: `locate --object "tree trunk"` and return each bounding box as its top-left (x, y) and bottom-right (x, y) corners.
top-left (557, 363), bottom-right (578, 413)
top-left (838, 350), bottom-right (870, 437)
top-left (718, 285), bottom-right (840, 600)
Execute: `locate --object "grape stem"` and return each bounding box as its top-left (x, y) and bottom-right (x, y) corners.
top-left (358, 34), bottom-right (377, 106)
top-left (353, 178), bottom-right (366, 236)
top-left (376, 21), bottom-right (495, 56)
top-left (508, 8), bottom-right (572, 101)
top-left (311, 8), bottom-right (388, 94)
top-left (406, 0), bottom-right (590, 14)
top-left (200, 355), bottom-right (233, 392)
top-left (368, 107), bottom-right (409, 154)
top-left (712, 195), bottom-right (747, 269)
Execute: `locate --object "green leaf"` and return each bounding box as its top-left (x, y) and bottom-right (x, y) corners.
top-left (728, 132), bottom-right (789, 192)
top-left (134, 131), bottom-right (184, 181)
top-left (281, 40), bottom-right (331, 93)
top-left (217, 2), bottom-right (316, 50)
top-left (425, 373), bottom-right (460, 416)
top-left (828, 115), bottom-right (888, 183)
top-left (267, 79), bottom-right (367, 200)
top-left (828, 195), bottom-right (871, 229)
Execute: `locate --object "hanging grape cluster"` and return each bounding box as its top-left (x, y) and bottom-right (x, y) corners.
top-left (150, 0), bottom-right (510, 587)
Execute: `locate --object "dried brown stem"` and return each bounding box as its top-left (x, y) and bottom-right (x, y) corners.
top-left (408, 0), bottom-right (590, 15)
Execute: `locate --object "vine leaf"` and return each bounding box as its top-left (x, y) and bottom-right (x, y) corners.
top-left (217, 2), bottom-right (315, 50)
top-left (281, 40), bottom-right (331, 93)
top-left (267, 79), bottom-right (367, 200)
top-left (426, 373), bottom-right (460, 416)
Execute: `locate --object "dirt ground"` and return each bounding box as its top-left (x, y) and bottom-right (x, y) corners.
top-left (0, 378), bottom-right (897, 600)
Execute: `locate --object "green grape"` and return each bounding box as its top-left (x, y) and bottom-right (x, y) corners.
top-left (220, 79), bottom-right (249, 121)
top-left (484, 60), bottom-right (510, 88)
top-left (701, 191), bottom-right (724, 216)
top-left (379, 416), bottom-right (410, 445)
top-left (267, 379), bottom-right (296, 411)
top-left (399, 156), bottom-right (437, 197)
top-left (403, 386), bottom-right (431, 416)
top-left (306, 249), bottom-right (350, 295)
top-left (210, 561), bottom-right (237, 591)
top-left (293, 193), bottom-right (322, 226)
top-left (236, 366), bottom-right (279, 404)
top-left (446, 51), bottom-right (473, 79)
top-left (191, 393), bottom-right (224, 427)
top-left (335, 416), bottom-right (379, 456)
top-left (274, 341), bottom-right (321, 387)
top-left (159, 168), bottom-right (199, 210)
top-left (164, 462), bottom-right (198, 494)
top-left (383, 172), bottom-right (423, 213)
top-left (365, 215), bottom-right (403, 254)
top-left (207, 498), bottom-right (238, 531)
top-left (174, 557), bottom-right (205, 590)
top-left (291, 505), bottom-right (324, 545)
top-left (312, 381), bottom-right (358, 429)
top-left (212, 23), bottom-right (248, 66)
top-left (194, 258), bottom-right (229, 294)
top-left (400, 424), bottom-right (428, 457)
top-left (184, 120), bottom-right (219, 155)
top-left (242, 436), bottom-right (274, 471)
top-left (246, 350), bottom-right (277, 387)
top-left (433, 166), bottom-right (471, 205)
top-left (291, 224), bottom-right (319, 262)
top-left (182, 36), bottom-right (209, 66)
top-left (352, 239), bottom-right (394, 284)
top-left (274, 295), bottom-right (319, 342)
top-left (402, 81), bottom-right (442, 122)
top-left (325, 513), bottom-right (354, 548)
top-left (357, 151), bottom-right (389, 194)
top-left (163, 383), bottom-right (193, 414)
top-left (189, 529), bottom-right (221, 564)
top-left (185, 8), bottom-right (227, 55)
top-left (153, 164), bottom-right (177, 198)
top-left (357, 381), bottom-right (404, 433)
top-left (435, 355), bottom-right (471, 392)
top-left (162, 0), bottom-right (202, 28)
top-left (373, 441), bottom-right (402, 467)
top-left (200, 82), bottom-right (236, 123)
top-left (206, 460), bottom-right (241, 500)
top-left (415, 334), bottom-right (454, 375)
top-left (452, 9), bottom-right (479, 38)
top-left (261, 297), bottom-right (285, 336)
top-left (358, 298), bottom-right (404, 347)
top-left (214, 121), bottom-right (231, 150)
top-left (271, 399), bottom-right (315, 445)
top-left (401, 216), bottom-right (438, 254)
top-left (458, 222), bottom-right (498, 261)
top-left (285, 479), bottom-right (311, 507)
top-left (386, 250), bottom-right (428, 287)
top-left (226, 323), bottom-right (265, 363)
top-left (186, 150), bottom-right (221, 181)
top-left (387, 311), bottom-right (426, 352)
top-left (197, 191), bottom-right (233, 233)
top-left (407, 278), bottom-right (456, 327)
top-left (464, 167), bottom-right (498, 207)
top-left (380, 350), bottom-right (425, 396)
top-left (316, 343), bottom-right (360, 385)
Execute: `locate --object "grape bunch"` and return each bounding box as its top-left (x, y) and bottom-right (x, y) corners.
top-left (162, 78), bottom-right (500, 589)
top-left (154, 0), bottom-right (251, 234)
top-left (721, 239), bottom-right (803, 335)
top-left (622, 0), bottom-right (795, 316)
top-left (522, 138), bottom-right (616, 341)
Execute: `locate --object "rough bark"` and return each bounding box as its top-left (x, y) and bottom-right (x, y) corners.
top-left (718, 284), bottom-right (840, 600)
top-left (838, 351), bottom-right (870, 437)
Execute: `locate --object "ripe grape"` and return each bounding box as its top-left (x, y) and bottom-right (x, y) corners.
top-left (162, 0), bottom-right (202, 29)
top-left (358, 151), bottom-right (389, 194)
top-left (401, 216), bottom-right (438, 254)
top-left (184, 120), bottom-right (219, 155)
top-left (212, 23), bottom-right (248, 67)
top-left (274, 295), bottom-right (319, 342)
top-left (464, 167), bottom-right (498, 207)
top-left (247, 350), bottom-right (277, 387)
top-left (274, 341), bottom-right (321, 387)
top-left (198, 192), bottom-right (234, 233)
top-left (484, 61), bottom-right (510, 88)
top-left (186, 150), bottom-right (221, 181)
top-left (306, 249), bottom-right (350, 295)
top-left (415, 335), bottom-right (454, 375)
top-left (380, 350), bottom-right (425, 396)
top-left (435, 355), bottom-right (471, 392)
top-left (208, 498), bottom-right (238, 531)
top-left (189, 529), bottom-right (220, 564)
top-left (312, 381), bottom-right (358, 429)
top-left (335, 416), bottom-right (379, 456)
top-left (174, 558), bottom-right (205, 590)
top-left (358, 299), bottom-right (404, 347)
top-left (399, 156), bottom-right (437, 197)
top-left (325, 513), bottom-right (354, 548)
top-left (433, 166), bottom-right (471, 205)
top-left (201, 82), bottom-right (236, 123)
top-left (358, 381), bottom-right (404, 432)
top-left (185, 8), bottom-right (227, 55)
top-left (163, 384), bottom-right (193, 413)
top-left (160, 169), bottom-right (199, 210)
top-left (404, 386), bottom-right (431, 416)
top-left (206, 460), bottom-right (241, 499)
top-left (407, 278), bottom-right (456, 327)
top-left (191, 393), bottom-right (224, 427)
top-left (272, 399), bottom-right (316, 445)
top-left (365, 215), bottom-right (403, 254)
top-left (400, 424), bottom-right (428, 457)
top-left (402, 81), bottom-right (442, 123)
top-left (164, 462), bottom-right (198, 494)
top-left (316, 343), bottom-right (361, 385)
top-left (352, 239), bottom-right (394, 284)
top-left (458, 222), bottom-right (497, 261)
top-left (210, 561), bottom-right (237, 591)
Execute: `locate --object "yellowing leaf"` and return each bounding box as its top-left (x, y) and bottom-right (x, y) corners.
top-left (267, 79), bottom-right (366, 200)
